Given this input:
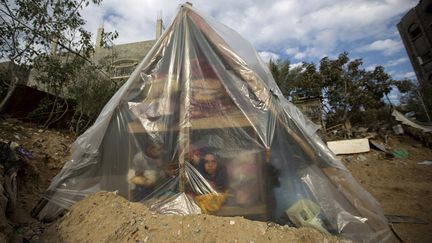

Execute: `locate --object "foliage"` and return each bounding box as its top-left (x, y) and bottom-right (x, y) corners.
top-left (1, 0), bottom-right (119, 132)
top-left (269, 59), bottom-right (291, 96)
top-left (68, 58), bottom-right (118, 134)
top-left (396, 80), bottom-right (432, 122)
top-left (269, 52), bottom-right (396, 127)
top-left (29, 51), bottom-right (119, 132)
top-left (293, 62), bottom-right (321, 101)
top-left (268, 59), bottom-right (305, 100)
top-left (33, 54), bottom-right (83, 96)
top-left (319, 53), bottom-right (393, 125)
top-left (1, 0), bottom-right (101, 64)
top-left (0, 0), bottom-right (117, 114)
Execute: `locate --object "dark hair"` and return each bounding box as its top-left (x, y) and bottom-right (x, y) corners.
top-left (203, 151), bottom-right (219, 163)
top-left (200, 152), bottom-right (228, 192)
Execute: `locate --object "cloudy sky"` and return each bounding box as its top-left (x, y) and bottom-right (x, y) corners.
top-left (82, 0), bottom-right (418, 100)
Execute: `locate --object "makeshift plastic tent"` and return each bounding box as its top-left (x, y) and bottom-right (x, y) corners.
top-left (33, 4), bottom-right (395, 242)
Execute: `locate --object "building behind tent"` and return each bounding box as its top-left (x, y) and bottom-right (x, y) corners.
top-left (25, 17), bottom-right (164, 93)
top-left (397, 0), bottom-right (432, 119)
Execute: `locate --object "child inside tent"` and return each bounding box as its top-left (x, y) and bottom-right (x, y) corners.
top-left (129, 141), bottom-right (167, 201)
top-left (200, 151), bottom-right (228, 192)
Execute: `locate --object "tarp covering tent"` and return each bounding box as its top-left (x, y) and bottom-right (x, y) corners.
top-left (33, 4), bottom-right (395, 242)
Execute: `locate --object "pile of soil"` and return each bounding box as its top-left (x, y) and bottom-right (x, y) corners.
top-left (0, 118), bottom-right (75, 242)
top-left (42, 192), bottom-right (342, 243)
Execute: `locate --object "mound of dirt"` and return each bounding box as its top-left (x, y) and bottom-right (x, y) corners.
top-left (42, 192), bottom-right (344, 243)
top-left (0, 118), bottom-right (75, 242)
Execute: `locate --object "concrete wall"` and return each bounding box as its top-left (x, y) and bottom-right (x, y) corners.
top-left (398, 0), bottom-right (432, 118)
top-left (398, 0), bottom-right (432, 86)
top-left (94, 39), bottom-right (156, 64)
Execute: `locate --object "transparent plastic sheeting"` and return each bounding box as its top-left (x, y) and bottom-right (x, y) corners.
top-left (33, 4), bottom-right (395, 242)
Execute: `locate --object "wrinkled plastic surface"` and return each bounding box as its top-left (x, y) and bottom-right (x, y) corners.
top-left (35, 4), bottom-right (395, 242)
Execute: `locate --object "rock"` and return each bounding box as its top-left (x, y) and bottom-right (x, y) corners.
top-left (10, 141), bottom-right (19, 149)
top-left (32, 235), bottom-right (40, 242)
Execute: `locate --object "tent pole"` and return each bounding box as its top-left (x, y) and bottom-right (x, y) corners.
top-left (179, 9), bottom-right (191, 193)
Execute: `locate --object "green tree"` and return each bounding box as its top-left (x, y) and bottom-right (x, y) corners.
top-left (268, 59), bottom-right (304, 99)
top-left (319, 53), bottom-right (393, 125)
top-left (67, 57), bottom-right (118, 134)
top-left (269, 59), bottom-right (291, 96)
top-left (396, 79), bottom-right (432, 122)
top-left (293, 62), bottom-right (322, 101)
top-left (0, 0), bottom-right (116, 113)
top-left (270, 53), bottom-right (397, 127)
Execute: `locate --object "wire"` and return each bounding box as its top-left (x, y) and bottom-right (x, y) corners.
top-left (389, 223), bottom-right (404, 243)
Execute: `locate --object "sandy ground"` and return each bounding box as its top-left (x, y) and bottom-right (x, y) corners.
top-left (0, 118), bottom-right (431, 242)
top-left (41, 191), bottom-right (343, 243)
top-left (341, 135), bottom-right (432, 243)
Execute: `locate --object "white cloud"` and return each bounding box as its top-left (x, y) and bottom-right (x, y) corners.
top-left (294, 52), bottom-right (306, 60)
top-left (366, 64), bottom-right (378, 71)
top-left (81, 0), bottom-right (416, 57)
top-left (387, 92), bottom-right (399, 100)
top-left (404, 71), bottom-right (416, 79)
top-left (391, 71), bottom-right (417, 80)
top-left (356, 39), bottom-right (403, 56)
top-left (290, 62), bottom-right (303, 70)
top-left (286, 48), bottom-right (298, 55)
top-left (285, 47), bottom-right (307, 60)
top-left (258, 51), bottom-right (280, 62)
top-left (385, 57), bottom-right (408, 67)
top-left (78, 0), bottom-right (417, 83)
top-left (81, 0), bottom-right (185, 44)
top-left (365, 57), bottom-right (408, 73)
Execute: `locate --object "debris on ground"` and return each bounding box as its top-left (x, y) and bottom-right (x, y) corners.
top-left (369, 140), bottom-right (393, 157)
top-left (417, 160), bottom-right (432, 165)
top-left (392, 149), bottom-right (409, 159)
top-left (326, 138), bottom-right (370, 155)
top-left (385, 214), bottom-right (428, 224)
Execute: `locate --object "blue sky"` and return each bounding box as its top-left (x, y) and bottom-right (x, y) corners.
top-left (82, 0), bottom-right (419, 102)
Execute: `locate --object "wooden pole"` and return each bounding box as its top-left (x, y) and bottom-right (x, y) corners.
top-left (179, 7), bottom-right (191, 192)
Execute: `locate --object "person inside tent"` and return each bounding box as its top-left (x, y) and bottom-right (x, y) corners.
top-left (129, 140), bottom-right (167, 201)
top-left (188, 147), bottom-right (202, 168)
top-left (200, 151), bottom-right (228, 193)
top-left (194, 151), bottom-right (229, 213)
